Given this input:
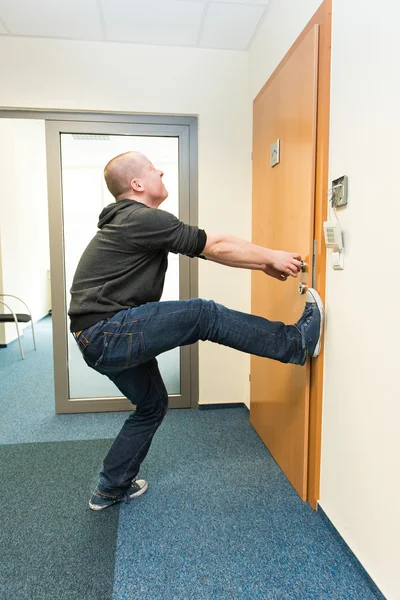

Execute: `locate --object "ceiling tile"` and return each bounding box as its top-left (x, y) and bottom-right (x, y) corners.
top-left (210, 0), bottom-right (270, 4)
top-left (101, 0), bottom-right (204, 46)
top-left (200, 2), bottom-right (265, 50)
top-left (0, 0), bottom-right (104, 40)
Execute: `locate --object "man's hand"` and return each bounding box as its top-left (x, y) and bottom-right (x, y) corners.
top-left (264, 251), bottom-right (302, 280)
top-left (261, 265), bottom-right (288, 281)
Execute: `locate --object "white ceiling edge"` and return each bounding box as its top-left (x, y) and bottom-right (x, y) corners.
top-left (0, 28), bottom-right (277, 52)
top-left (0, 32), bottom-right (258, 51)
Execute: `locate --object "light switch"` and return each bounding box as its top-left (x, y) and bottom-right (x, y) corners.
top-left (332, 251), bottom-right (344, 270)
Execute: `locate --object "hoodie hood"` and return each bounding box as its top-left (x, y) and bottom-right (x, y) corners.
top-left (97, 199), bottom-right (140, 229)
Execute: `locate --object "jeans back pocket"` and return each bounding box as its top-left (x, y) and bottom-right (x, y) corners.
top-left (94, 332), bottom-right (145, 370)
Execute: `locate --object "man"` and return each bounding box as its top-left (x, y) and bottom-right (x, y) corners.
top-left (69, 151), bottom-right (324, 511)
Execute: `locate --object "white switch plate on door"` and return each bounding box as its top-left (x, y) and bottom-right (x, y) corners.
top-left (270, 139), bottom-right (280, 167)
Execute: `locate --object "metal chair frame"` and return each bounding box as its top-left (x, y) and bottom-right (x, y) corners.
top-left (0, 294), bottom-right (37, 359)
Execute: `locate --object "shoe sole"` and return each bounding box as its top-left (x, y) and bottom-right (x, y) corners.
top-left (89, 480), bottom-right (149, 511)
top-left (307, 288), bottom-right (324, 357)
top-left (89, 499), bottom-right (117, 511)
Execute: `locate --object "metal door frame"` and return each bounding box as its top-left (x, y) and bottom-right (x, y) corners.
top-left (0, 110), bottom-right (199, 413)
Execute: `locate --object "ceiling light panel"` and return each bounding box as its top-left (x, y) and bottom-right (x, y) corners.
top-left (0, 0), bottom-right (104, 40)
top-left (72, 134), bottom-right (110, 140)
top-left (200, 2), bottom-right (265, 50)
top-left (101, 0), bottom-right (204, 46)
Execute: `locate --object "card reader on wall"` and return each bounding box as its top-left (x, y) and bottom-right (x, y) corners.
top-left (323, 220), bottom-right (343, 251)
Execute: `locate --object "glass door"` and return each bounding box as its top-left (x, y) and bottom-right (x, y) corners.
top-left (46, 118), bottom-right (197, 413)
top-left (61, 134), bottom-right (180, 399)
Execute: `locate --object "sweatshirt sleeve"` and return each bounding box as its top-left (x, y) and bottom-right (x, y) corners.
top-left (124, 206), bottom-right (207, 257)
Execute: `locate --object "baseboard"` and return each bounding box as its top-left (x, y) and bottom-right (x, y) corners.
top-left (198, 402), bottom-right (248, 411)
top-left (317, 506), bottom-right (387, 600)
top-left (38, 312), bottom-right (52, 321)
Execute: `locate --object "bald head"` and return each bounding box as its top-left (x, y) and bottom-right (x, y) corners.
top-left (104, 151), bottom-right (149, 200)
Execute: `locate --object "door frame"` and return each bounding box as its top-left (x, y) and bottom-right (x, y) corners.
top-left (252, 0), bottom-right (331, 509)
top-left (0, 110), bottom-right (200, 413)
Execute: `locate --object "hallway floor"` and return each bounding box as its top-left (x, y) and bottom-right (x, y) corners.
top-left (0, 317), bottom-right (386, 599)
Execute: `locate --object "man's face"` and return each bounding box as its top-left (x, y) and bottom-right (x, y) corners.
top-left (139, 158), bottom-right (168, 204)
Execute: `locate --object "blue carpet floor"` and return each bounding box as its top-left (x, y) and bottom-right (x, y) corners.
top-left (0, 439), bottom-right (119, 600)
top-left (114, 408), bottom-right (385, 600)
top-left (0, 317), bottom-right (386, 599)
top-left (0, 317), bottom-right (127, 444)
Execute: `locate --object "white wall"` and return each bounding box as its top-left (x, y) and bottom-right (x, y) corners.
top-left (249, 0), bottom-right (322, 99)
top-left (321, 2), bottom-right (400, 599)
top-left (250, 1), bottom-right (399, 598)
top-left (0, 227), bottom-right (4, 343)
top-left (0, 119), bottom-right (50, 344)
top-left (0, 36), bottom-right (252, 405)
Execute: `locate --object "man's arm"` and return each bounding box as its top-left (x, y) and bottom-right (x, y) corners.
top-left (202, 232), bottom-right (302, 277)
top-left (205, 256), bottom-right (265, 271)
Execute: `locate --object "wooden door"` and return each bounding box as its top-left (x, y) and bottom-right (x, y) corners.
top-left (250, 26), bottom-right (319, 501)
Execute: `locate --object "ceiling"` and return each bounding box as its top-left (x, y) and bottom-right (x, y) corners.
top-left (0, 0), bottom-right (270, 51)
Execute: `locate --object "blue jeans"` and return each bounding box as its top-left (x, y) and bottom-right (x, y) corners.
top-left (74, 298), bottom-right (306, 496)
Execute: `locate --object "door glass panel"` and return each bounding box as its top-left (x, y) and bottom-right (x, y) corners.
top-left (61, 134), bottom-right (180, 399)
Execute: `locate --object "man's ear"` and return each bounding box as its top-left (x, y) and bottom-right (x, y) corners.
top-left (131, 178), bottom-right (143, 192)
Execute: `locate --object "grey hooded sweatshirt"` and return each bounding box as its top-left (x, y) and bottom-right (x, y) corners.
top-left (68, 199), bottom-right (207, 332)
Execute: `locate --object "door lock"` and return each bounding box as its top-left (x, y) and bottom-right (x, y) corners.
top-left (300, 260), bottom-right (308, 272)
top-left (298, 282), bottom-right (308, 295)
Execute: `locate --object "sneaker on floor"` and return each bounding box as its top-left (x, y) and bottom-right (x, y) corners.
top-left (89, 479), bottom-right (148, 511)
top-left (295, 288), bottom-right (324, 359)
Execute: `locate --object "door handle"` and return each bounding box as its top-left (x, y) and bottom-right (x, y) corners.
top-left (298, 282), bottom-right (308, 295)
